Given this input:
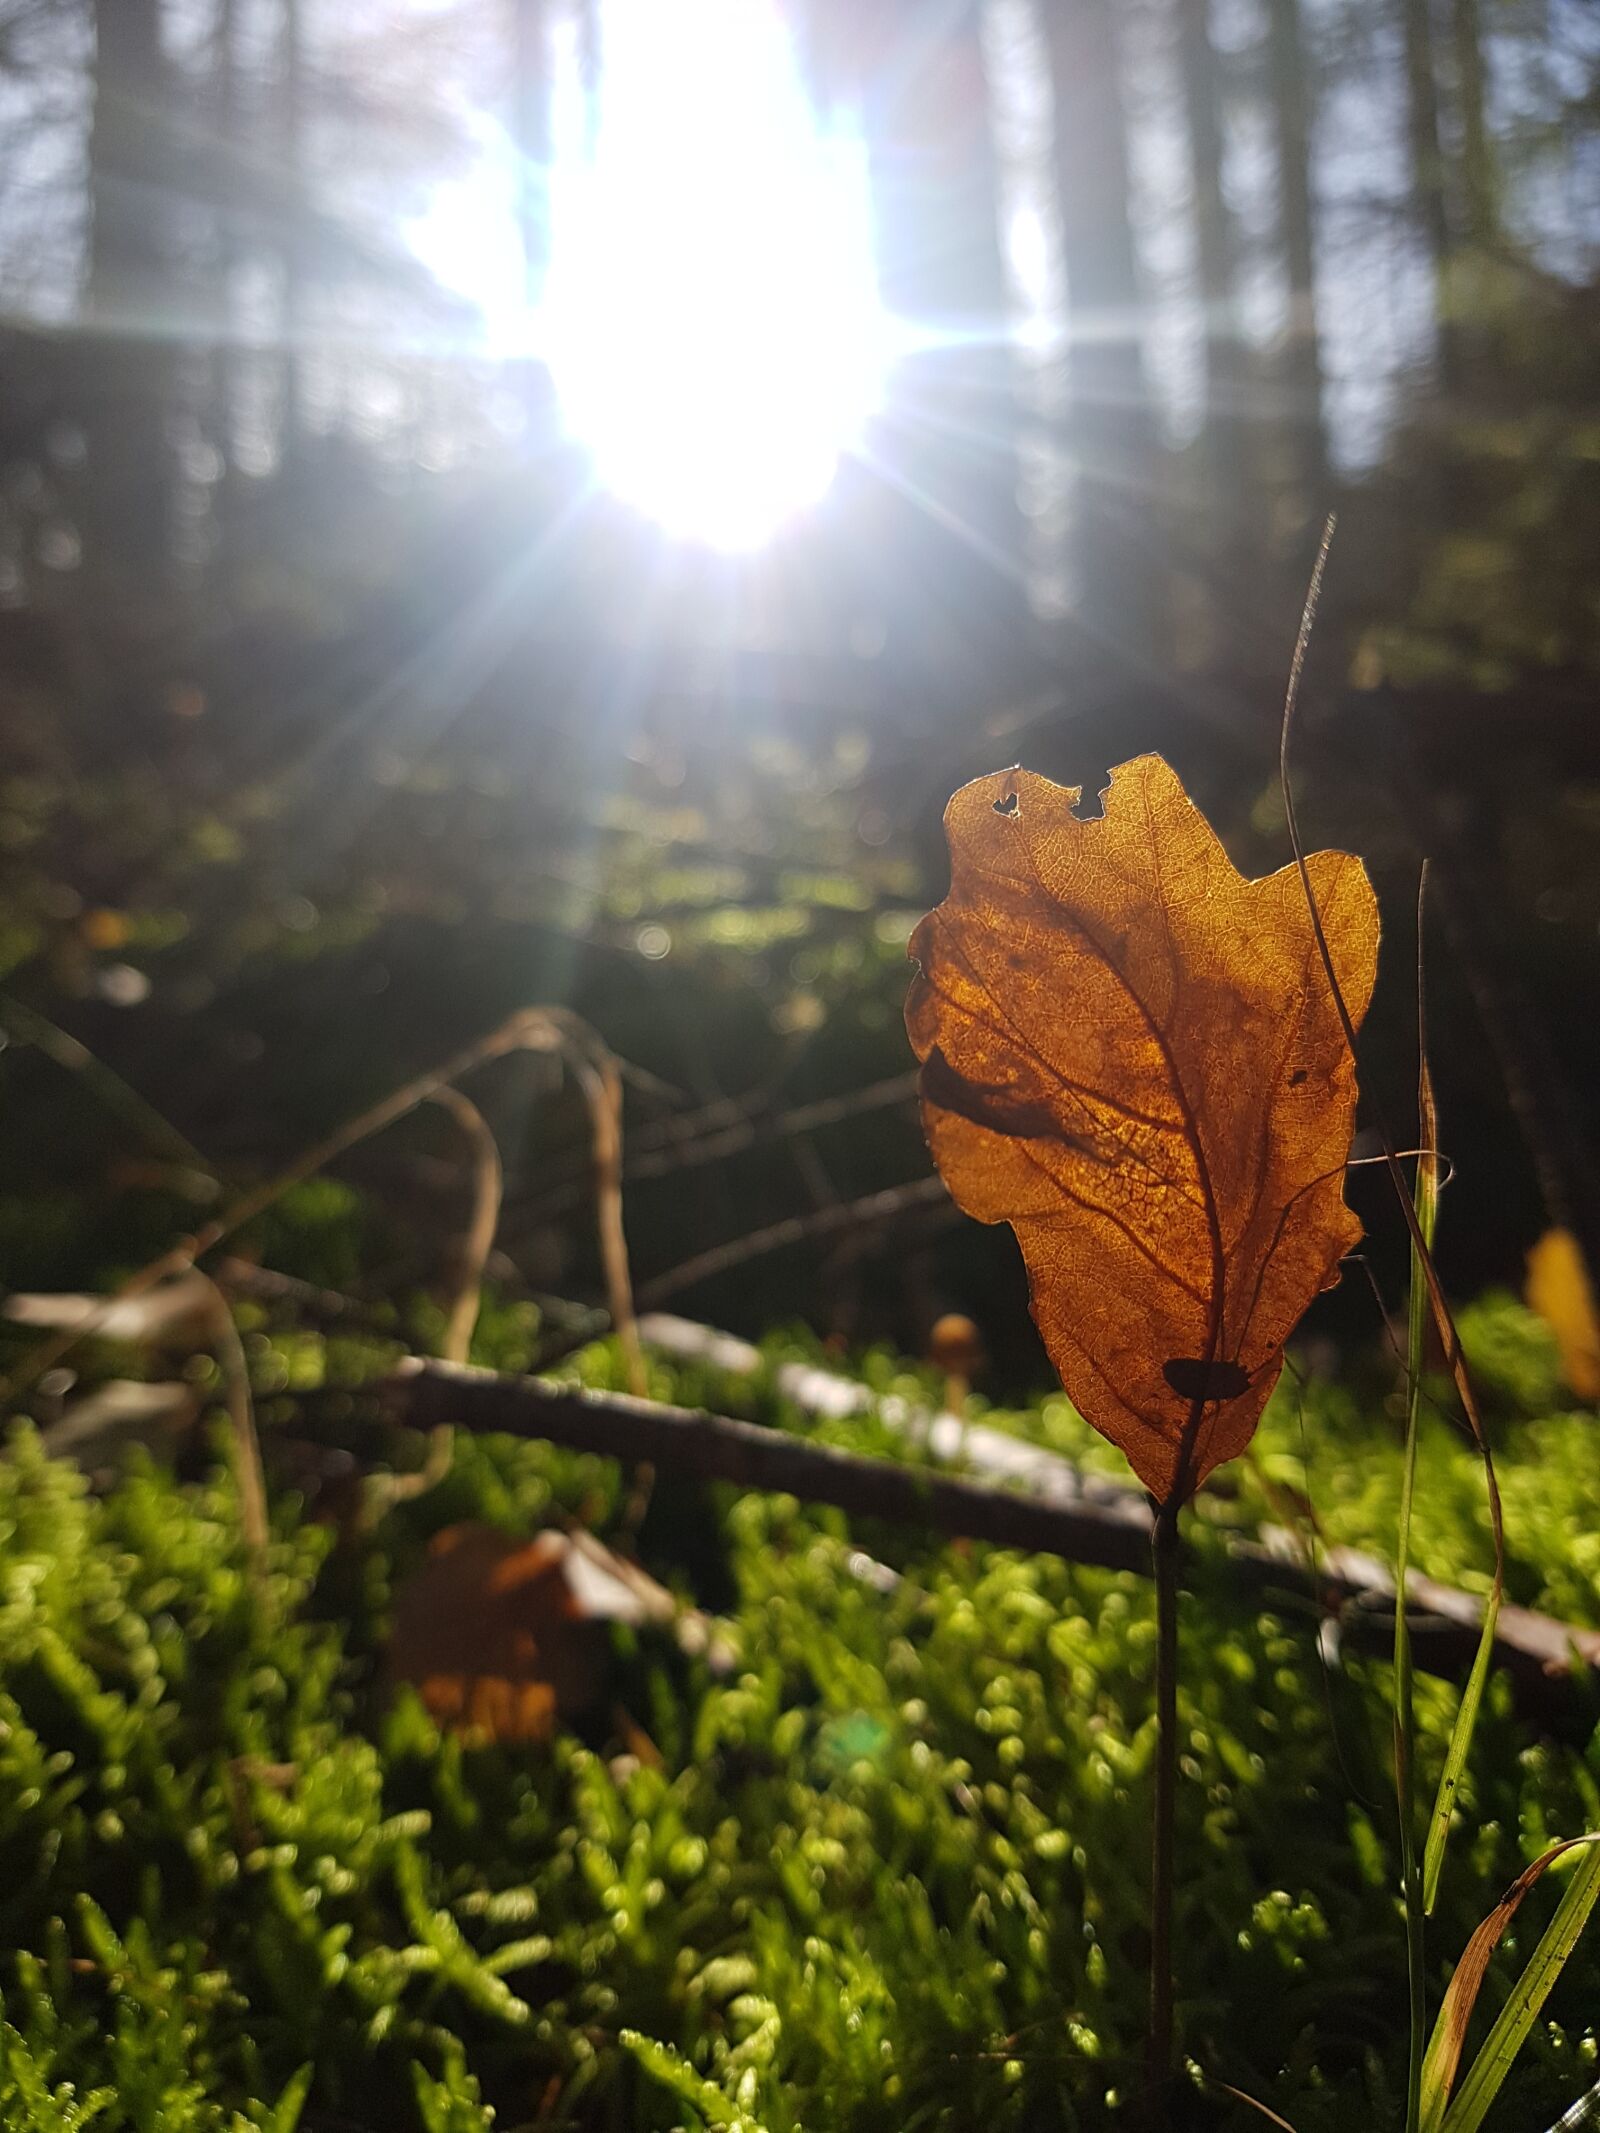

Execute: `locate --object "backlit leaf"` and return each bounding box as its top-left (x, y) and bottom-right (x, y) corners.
top-left (906, 755), bottom-right (1379, 1505)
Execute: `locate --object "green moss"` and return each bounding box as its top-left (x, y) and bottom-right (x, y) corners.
top-left (0, 1299), bottom-right (1596, 2129)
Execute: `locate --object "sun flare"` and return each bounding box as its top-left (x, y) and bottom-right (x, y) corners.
top-left (412, 0), bottom-right (889, 550)
top-left (544, 0), bottom-right (887, 549)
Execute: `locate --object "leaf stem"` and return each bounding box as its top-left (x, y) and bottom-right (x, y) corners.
top-left (1148, 1496), bottom-right (1181, 2099)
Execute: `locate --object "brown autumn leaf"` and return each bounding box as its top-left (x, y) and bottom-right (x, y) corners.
top-left (387, 1522), bottom-right (674, 1746)
top-left (906, 754), bottom-right (1379, 1506)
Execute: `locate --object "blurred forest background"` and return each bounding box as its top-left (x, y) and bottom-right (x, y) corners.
top-left (1, 0), bottom-right (1598, 1383)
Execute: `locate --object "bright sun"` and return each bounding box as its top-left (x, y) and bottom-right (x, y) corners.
top-left (415, 0), bottom-right (889, 551)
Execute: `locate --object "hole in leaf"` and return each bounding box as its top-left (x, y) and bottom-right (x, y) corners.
top-left (993, 790), bottom-right (1019, 817)
top-left (1162, 1358), bottom-right (1252, 1403)
top-left (1288, 1067), bottom-right (1308, 1087)
top-left (1068, 767), bottom-right (1113, 822)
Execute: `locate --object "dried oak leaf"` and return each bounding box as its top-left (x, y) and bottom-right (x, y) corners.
top-left (387, 1523), bottom-right (674, 1746)
top-left (906, 754), bottom-right (1378, 1506)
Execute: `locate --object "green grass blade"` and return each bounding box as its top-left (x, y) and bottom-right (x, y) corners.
top-left (1440, 1841), bottom-right (1600, 2133)
top-left (1415, 952), bottom-right (1499, 1920)
top-left (1397, 1024), bottom-right (1439, 2131)
top-left (1422, 1592), bottom-right (1501, 1915)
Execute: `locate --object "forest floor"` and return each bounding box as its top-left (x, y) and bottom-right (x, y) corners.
top-left (0, 1296), bottom-right (1597, 2133)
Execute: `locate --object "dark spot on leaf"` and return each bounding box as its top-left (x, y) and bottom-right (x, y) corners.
top-left (1163, 1358), bottom-right (1251, 1403)
top-left (1289, 1067), bottom-right (1308, 1087)
top-left (993, 789), bottom-right (1019, 817)
top-left (922, 1046), bottom-right (1068, 1145)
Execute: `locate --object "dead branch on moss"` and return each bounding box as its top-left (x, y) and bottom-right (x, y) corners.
top-left (281, 1355), bottom-right (1600, 1731)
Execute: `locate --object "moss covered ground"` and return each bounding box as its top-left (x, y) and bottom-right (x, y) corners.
top-left (0, 1295), bottom-right (1597, 2132)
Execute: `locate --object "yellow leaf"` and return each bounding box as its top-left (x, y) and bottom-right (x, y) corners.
top-left (1526, 1227), bottom-right (1600, 1402)
top-left (81, 908), bottom-right (130, 951)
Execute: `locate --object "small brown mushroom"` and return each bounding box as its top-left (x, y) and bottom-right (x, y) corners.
top-left (928, 1312), bottom-right (984, 1415)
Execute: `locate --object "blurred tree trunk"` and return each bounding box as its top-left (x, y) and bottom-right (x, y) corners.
top-left (510, 0), bottom-right (550, 306)
top-left (279, 0), bottom-right (308, 475)
top-left (1450, 0), bottom-right (1495, 249)
top-left (85, 0), bottom-right (173, 581)
top-left (1263, 0), bottom-right (1326, 503)
top-left (1401, 0), bottom-right (1457, 387)
top-left (1174, 0), bottom-right (1244, 526)
top-left (854, 0), bottom-right (1026, 699)
top-left (209, 0), bottom-right (240, 500)
top-left (508, 0), bottom-right (557, 423)
top-left (577, 0), bottom-right (601, 128)
top-left (1043, 0), bottom-right (1156, 654)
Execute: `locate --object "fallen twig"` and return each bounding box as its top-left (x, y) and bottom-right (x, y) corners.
top-left (283, 1354), bottom-right (1600, 1729)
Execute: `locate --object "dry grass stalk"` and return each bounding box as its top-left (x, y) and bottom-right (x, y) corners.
top-left (429, 1085), bottom-right (505, 1367)
top-left (197, 1271), bottom-right (269, 1573)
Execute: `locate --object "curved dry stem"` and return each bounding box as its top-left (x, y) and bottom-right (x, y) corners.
top-left (1, 1010), bottom-right (556, 1402)
top-left (1280, 524), bottom-right (1505, 1948)
top-left (0, 1002), bottom-right (649, 1540)
top-left (571, 1052), bottom-right (647, 1401)
top-left (566, 1036), bottom-right (653, 1531)
top-left (429, 1085), bottom-right (505, 1368)
top-left (1398, 863), bottom-right (1437, 2133)
top-left (377, 1085), bottom-right (508, 1512)
top-left (0, 1007), bottom-right (612, 1404)
top-left (198, 1273), bottom-right (268, 1575)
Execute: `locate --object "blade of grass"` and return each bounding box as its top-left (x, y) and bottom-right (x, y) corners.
top-left (1421, 1834), bottom-right (1600, 2133)
top-left (0, 994), bottom-right (213, 1175)
top-left (1279, 517), bottom-right (1505, 1921)
top-left (1397, 868), bottom-right (1440, 2133)
top-left (1197, 2074), bottom-right (1301, 2132)
top-left (1423, 1602), bottom-right (1501, 1912)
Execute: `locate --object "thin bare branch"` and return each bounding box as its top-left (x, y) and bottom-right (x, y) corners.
top-left (0, 1006), bottom-right (627, 1403)
top-left (514, 1072), bottom-right (920, 1224)
top-left (637, 1175), bottom-right (953, 1306)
